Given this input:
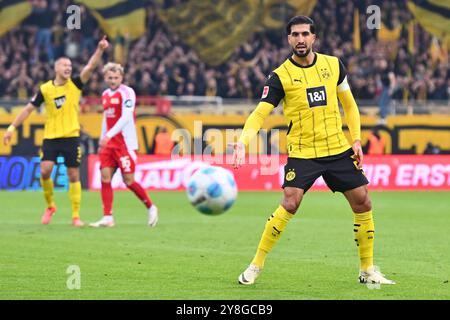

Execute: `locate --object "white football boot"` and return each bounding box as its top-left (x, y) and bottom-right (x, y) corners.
top-left (358, 267), bottom-right (396, 285)
top-left (238, 264), bottom-right (262, 285)
top-left (89, 216), bottom-right (115, 228)
top-left (148, 205), bottom-right (158, 227)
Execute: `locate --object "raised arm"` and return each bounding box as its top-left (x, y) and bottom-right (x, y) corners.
top-left (80, 36), bottom-right (109, 84)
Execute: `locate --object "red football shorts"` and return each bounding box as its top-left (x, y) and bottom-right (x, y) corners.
top-left (99, 146), bottom-right (137, 174)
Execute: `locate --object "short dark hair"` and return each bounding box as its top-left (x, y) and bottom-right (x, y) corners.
top-left (286, 15), bottom-right (315, 35)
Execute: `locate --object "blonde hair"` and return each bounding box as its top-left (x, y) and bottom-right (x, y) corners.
top-left (102, 62), bottom-right (124, 75)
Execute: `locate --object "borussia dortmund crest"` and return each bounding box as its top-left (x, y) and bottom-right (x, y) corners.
top-left (320, 68), bottom-right (330, 80)
top-left (285, 169), bottom-right (296, 181)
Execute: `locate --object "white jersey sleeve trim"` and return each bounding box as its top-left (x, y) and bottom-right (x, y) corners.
top-left (101, 115), bottom-right (107, 139)
top-left (337, 76), bottom-right (350, 92)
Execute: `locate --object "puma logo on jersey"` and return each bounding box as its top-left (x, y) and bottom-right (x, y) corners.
top-left (293, 79), bottom-right (302, 83)
top-left (54, 96), bottom-right (66, 109)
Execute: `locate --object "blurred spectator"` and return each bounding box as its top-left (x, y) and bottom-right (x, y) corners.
top-left (423, 142), bottom-right (441, 155)
top-left (65, 33), bottom-right (80, 59)
top-left (376, 59), bottom-right (396, 124)
top-left (0, 0), bottom-right (448, 105)
top-left (51, 13), bottom-right (66, 59)
top-left (154, 127), bottom-right (174, 155)
top-left (7, 69), bottom-right (33, 99)
top-left (79, 5), bottom-right (98, 55)
top-left (205, 73), bottom-right (218, 97)
top-left (366, 126), bottom-right (386, 155)
top-left (222, 77), bottom-right (240, 99)
top-left (32, 0), bottom-right (55, 62)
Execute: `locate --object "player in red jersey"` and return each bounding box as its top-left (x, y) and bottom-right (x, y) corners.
top-left (89, 63), bottom-right (158, 228)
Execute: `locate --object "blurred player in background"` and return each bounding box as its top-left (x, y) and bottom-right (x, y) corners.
top-left (232, 16), bottom-right (395, 285)
top-left (366, 126), bottom-right (386, 155)
top-left (3, 36), bottom-right (109, 227)
top-left (89, 63), bottom-right (158, 228)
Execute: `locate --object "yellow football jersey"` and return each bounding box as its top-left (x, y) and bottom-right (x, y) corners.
top-left (261, 52), bottom-right (351, 158)
top-left (31, 77), bottom-right (83, 139)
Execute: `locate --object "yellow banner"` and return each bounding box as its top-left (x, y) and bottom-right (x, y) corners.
top-left (353, 9), bottom-right (361, 52)
top-left (407, 0), bottom-right (450, 46)
top-left (157, 0), bottom-right (261, 66)
top-left (76, 0), bottom-right (146, 40)
top-left (76, 0), bottom-right (125, 9)
top-left (0, 0), bottom-right (32, 37)
top-left (261, 0), bottom-right (317, 30)
top-left (157, 0), bottom-right (317, 66)
top-left (408, 20), bottom-right (415, 54)
top-left (1, 114), bottom-right (450, 156)
top-left (377, 22), bottom-right (402, 42)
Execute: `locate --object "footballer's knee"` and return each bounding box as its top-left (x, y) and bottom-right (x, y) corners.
top-left (101, 174), bottom-right (111, 183)
top-left (282, 200), bottom-right (299, 214)
top-left (100, 169), bottom-right (113, 183)
top-left (361, 196), bottom-right (372, 212)
top-left (40, 162), bottom-right (53, 179)
top-left (67, 168), bottom-right (79, 183)
top-left (281, 187), bottom-right (303, 214)
top-left (345, 186), bottom-right (372, 213)
top-left (123, 175), bottom-right (135, 186)
top-left (353, 194), bottom-right (372, 213)
top-left (40, 169), bottom-right (52, 180)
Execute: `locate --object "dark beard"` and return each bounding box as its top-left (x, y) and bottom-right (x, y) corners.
top-left (293, 47), bottom-right (310, 58)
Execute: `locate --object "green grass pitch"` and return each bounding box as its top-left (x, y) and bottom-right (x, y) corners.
top-left (0, 190), bottom-right (449, 300)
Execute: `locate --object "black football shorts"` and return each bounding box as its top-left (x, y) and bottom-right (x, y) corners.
top-left (282, 148), bottom-right (369, 193)
top-left (41, 137), bottom-right (81, 167)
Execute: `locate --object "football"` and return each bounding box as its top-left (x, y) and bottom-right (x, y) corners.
top-left (186, 165), bottom-right (238, 215)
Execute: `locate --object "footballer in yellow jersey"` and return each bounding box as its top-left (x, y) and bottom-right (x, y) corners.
top-left (233, 16), bottom-right (395, 286)
top-left (31, 76), bottom-right (83, 139)
top-left (3, 36), bottom-right (109, 227)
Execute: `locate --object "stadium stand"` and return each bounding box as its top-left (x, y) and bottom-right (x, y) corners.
top-left (0, 0), bottom-right (448, 115)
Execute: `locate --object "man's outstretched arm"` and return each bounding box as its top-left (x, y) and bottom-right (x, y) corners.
top-left (80, 36), bottom-right (109, 84)
top-left (231, 102), bottom-right (274, 168)
top-left (3, 103), bottom-right (35, 145)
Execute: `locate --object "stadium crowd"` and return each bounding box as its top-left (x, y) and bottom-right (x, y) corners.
top-left (0, 0), bottom-right (448, 104)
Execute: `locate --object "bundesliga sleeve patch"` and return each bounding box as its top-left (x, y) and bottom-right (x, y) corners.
top-left (124, 99), bottom-right (133, 108)
top-left (261, 86), bottom-right (269, 99)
